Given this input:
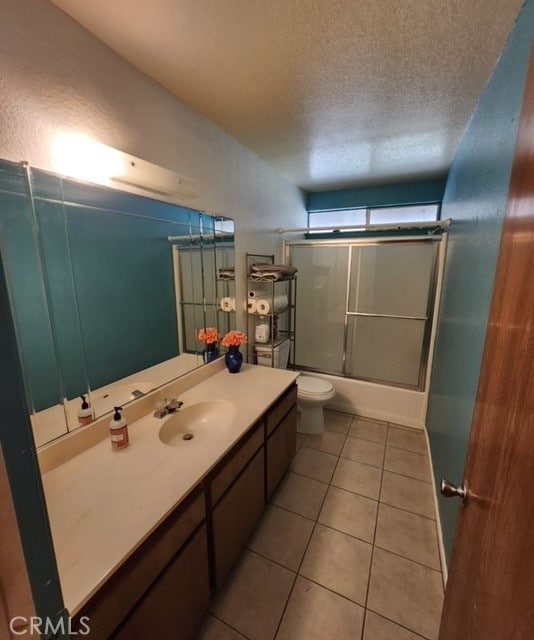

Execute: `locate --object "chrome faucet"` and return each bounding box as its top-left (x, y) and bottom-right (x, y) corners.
top-left (153, 397), bottom-right (183, 418)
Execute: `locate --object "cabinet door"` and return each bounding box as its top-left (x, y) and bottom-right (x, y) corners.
top-left (212, 448), bottom-right (265, 589)
top-left (113, 525), bottom-right (209, 640)
top-left (266, 405), bottom-right (297, 499)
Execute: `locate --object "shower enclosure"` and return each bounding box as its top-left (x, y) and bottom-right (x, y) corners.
top-left (287, 237), bottom-right (440, 390)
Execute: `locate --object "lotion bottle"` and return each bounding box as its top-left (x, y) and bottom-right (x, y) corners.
top-left (109, 406), bottom-right (129, 450)
top-left (78, 395), bottom-right (94, 426)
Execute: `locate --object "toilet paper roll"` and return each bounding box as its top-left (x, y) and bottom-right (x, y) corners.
top-left (255, 295), bottom-right (288, 315)
top-left (247, 299), bottom-right (258, 314)
top-left (248, 290), bottom-right (264, 299)
top-left (220, 297), bottom-right (234, 312)
top-left (230, 297), bottom-right (236, 311)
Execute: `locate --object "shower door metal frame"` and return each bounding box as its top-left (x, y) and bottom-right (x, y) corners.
top-left (286, 235), bottom-right (442, 391)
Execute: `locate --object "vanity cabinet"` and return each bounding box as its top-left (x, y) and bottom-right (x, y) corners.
top-left (71, 382), bottom-right (297, 639)
top-left (266, 405), bottom-right (298, 498)
top-left (207, 419), bottom-right (265, 590)
top-left (72, 487), bottom-right (208, 640)
top-left (212, 448), bottom-right (265, 588)
top-left (113, 525), bottom-right (209, 640)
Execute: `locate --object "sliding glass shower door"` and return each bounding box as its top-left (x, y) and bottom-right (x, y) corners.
top-left (289, 238), bottom-right (439, 390)
top-left (290, 245), bottom-right (349, 374)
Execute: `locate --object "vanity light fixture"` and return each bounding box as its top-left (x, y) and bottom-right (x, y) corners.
top-left (51, 132), bottom-right (199, 200)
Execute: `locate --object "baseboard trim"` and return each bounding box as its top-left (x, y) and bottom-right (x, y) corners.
top-left (326, 400), bottom-right (424, 430)
top-left (424, 425), bottom-right (448, 586)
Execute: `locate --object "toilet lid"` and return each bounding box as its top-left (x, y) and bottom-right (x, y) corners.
top-left (297, 376), bottom-right (334, 396)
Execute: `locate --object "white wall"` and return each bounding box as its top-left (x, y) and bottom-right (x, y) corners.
top-left (0, 0), bottom-right (307, 328)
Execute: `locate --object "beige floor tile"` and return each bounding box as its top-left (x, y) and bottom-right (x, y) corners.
top-left (211, 550), bottom-right (295, 640)
top-left (247, 504), bottom-right (314, 571)
top-left (197, 614), bottom-right (249, 640)
top-left (276, 576), bottom-right (365, 640)
top-left (290, 446), bottom-right (338, 483)
top-left (324, 410), bottom-right (352, 434)
top-left (387, 426), bottom-right (427, 455)
top-left (367, 548), bottom-right (443, 640)
top-left (363, 611), bottom-right (425, 640)
top-left (384, 447), bottom-right (431, 482)
top-left (271, 472), bottom-right (328, 520)
top-left (350, 418), bottom-right (387, 444)
top-left (296, 433), bottom-right (307, 450)
top-left (342, 436), bottom-right (385, 468)
top-left (303, 430), bottom-right (346, 456)
top-left (332, 457), bottom-right (382, 500)
top-left (319, 486), bottom-right (378, 543)
top-left (380, 471), bottom-right (435, 519)
top-left (300, 523), bottom-right (372, 605)
top-left (375, 504), bottom-right (441, 570)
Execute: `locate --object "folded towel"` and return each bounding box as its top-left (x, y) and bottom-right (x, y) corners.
top-left (251, 264), bottom-right (297, 275)
top-left (250, 271), bottom-right (293, 281)
top-left (217, 267), bottom-right (235, 280)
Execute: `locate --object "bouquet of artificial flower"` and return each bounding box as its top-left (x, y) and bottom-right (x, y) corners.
top-left (221, 330), bottom-right (247, 348)
top-left (196, 327), bottom-right (220, 344)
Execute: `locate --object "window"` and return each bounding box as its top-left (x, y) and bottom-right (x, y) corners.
top-left (308, 204), bottom-right (440, 232)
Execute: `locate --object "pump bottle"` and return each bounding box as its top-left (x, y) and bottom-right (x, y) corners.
top-left (109, 406), bottom-right (129, 450)
top-left (78, 395), bottom-right (94, 426)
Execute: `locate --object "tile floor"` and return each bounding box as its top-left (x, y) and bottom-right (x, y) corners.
top-left (197, 411), bottom-right (444, 640)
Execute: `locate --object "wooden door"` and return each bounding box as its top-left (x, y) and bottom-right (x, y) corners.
top-left (439, 50), bottom-right (534, 639)
top-left (0, 451), bottom-right (34, 639)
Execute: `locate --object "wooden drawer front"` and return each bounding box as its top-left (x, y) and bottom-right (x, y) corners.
top-left (266, 405), bottom-right (297, 499)
top-left (266, 385), bottom-right (297, 436)
top-left (74, 488), bottom-right (205, 639)
top-left (210, 421), bottom-right (263, 504)
top-left (212, 448), bottom-right (265, 589)
top-left (113, 525), bottom-right (210, 640)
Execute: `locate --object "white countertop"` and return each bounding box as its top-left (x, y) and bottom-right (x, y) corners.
top-left (32, 354), bottom-right (202, 447)
top-left (41, 365), bottom-right (298, 615)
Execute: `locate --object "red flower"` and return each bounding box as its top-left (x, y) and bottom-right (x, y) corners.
top-left (221, 331), bottom-right (247, 347)
top-left (196, 327), bottom-right (220, 344)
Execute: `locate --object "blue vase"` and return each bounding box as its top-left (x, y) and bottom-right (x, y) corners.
top-left (203, 344), bottom-right (219, 363)
top-left (225, 346), bottom-right (243, 373)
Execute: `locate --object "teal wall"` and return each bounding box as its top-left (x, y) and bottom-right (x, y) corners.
top-left (306, 178), bottom-right (447, 212)
top-left (0, 252), bottom-right (65, 628)
top-left (426, 0), bottom-right (533, 560)
top-left (0, 161), bottom-right (198, 411)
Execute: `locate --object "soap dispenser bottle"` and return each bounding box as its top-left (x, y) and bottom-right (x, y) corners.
top-left (78, 395), bottom-right (94, 426)
top-left (109, 406), bottom-right (129, 450)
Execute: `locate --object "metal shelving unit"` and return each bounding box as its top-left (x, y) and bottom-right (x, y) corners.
top-left (245, 253), bottom-right (296, 369)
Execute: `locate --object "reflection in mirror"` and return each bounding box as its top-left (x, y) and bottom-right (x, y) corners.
top-left (214, 216), bottom-right (236, 337)
top-left (0, 161), bottom-right (69, 443)
top-left (172, 214), bottom-right (235, 356)
top-left (0, 158), bottom-right (235, 447)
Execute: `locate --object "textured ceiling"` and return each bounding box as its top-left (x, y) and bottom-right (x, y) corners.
top-left (50, 0), bottom-right (524, 191)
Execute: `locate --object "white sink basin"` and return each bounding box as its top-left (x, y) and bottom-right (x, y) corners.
top-left (158, 400), bottom-right (236, 447)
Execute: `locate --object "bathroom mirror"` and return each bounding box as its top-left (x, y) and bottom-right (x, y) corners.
top-left (0, 159), bottom-right (235, 447)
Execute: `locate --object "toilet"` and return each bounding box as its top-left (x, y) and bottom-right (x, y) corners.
top-left (296, 375), bottom-right (335, 435)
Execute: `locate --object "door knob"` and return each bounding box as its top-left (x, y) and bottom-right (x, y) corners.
top-left (440, 478), bottom-right (468, 501)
